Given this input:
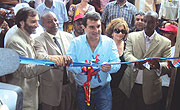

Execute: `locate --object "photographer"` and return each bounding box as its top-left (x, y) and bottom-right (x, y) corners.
top-left (0, 8), bottom-right (9, 48)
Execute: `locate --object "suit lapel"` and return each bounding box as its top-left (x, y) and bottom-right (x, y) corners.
top-left (44, 33), bottom-right (62, 55)
top-left (137, 32), bottom-right (146, 57)
top-left (144, 33), bottom-right (159, 58)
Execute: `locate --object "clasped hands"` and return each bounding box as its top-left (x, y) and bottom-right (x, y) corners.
top-left (135, 59), bottom-right (160, 70)
top-left (101, 64), bottom-right (111, 72)
top-left (48, 55), bottom-right (73, 67)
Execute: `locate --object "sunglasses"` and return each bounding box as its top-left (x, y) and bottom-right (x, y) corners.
top-left (114, 29), bottom-right (127, 34)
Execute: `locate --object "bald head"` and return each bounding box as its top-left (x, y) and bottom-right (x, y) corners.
top-left (41, 12), bottom-right (57, 25)
top-left (41, 12), bottom-right (59, 35)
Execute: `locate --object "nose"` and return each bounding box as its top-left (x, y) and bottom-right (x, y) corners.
top-left (94, 27), bottom-right (100, 33)
top-left (35, 21), bottom-right (39, 27)
top-left (53, 20), bottom-right (59, 27)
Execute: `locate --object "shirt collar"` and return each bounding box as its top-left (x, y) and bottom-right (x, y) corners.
top-left (84, 34), bottom-right (102, 43)
top-left (46, 31), bottom-right (57, 41)
top-left (143, 30), bottom-right (156, 41)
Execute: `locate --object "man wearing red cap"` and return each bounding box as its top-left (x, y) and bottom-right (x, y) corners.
top-left (72, 14), bottom-right (85, 37)
top-left (160, 24), bottom-right (178, 47)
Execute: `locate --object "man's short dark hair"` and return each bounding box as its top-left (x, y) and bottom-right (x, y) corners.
top-left (145, 11), bottom-right (159, 20)
top-left (15, 7), bottom-right (38, 28)
top-left (82, 11), bottom-right (101, 27)
top-left (135, 11), bottom-right (145, 16)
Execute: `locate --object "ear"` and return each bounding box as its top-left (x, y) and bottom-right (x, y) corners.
top-left (19, 21), bottom-right (24, 28)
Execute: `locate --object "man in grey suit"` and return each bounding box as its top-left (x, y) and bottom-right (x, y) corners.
top-left (5, 7), bottom-right (66, 110)
top-left (119, 11), bottom-right (172, 110)
top-left (34, 12), bottom-right (75, 110)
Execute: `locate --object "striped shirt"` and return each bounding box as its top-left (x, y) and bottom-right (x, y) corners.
top-left (101, 1), bottom-right (137, 29)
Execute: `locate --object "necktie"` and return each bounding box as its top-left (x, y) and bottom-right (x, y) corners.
top-left (53, 37), bottom-right (63, 54)
top-left (53, 37), bottom-right (69, 85)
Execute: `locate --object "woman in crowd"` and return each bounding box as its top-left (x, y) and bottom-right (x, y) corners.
top-left (67, 0), bottom-right (95, 33)
top-left (105, 18), bottom-right (129, 110)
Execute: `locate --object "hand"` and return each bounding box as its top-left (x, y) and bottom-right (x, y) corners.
top-left (100, 9), bottom-right (104, 13)
top-left (135, 60), bottom-right (146, 70)
top-left (148, 59), bottom-right (160, 69)
top-left (63, 55), bottom-right (73, 66)
top-left (0, 21), bottom-right (9, 34)
top-left (48, 55), bottom-right (65, 67)
top-left (101, 64), bottom-right (111, 72)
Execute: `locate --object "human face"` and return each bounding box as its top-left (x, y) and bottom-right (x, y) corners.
top-left (135, 15), bottom-right (144, 31)
top-left (23, 14), bottom-right (39, 35)
top-left (74, 19), bottom-right (84, 36)
top-left (85, 19), bottom-right (101, 40)
top-left (143, 15), bottom-right (157, 35)
top-left (112, 26), bottom-right (126, 42)
top-left (43, 13), bottom-right (59, 35)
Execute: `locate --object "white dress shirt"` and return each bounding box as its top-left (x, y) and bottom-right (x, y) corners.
top-left (135, 31), bottom-right (155, 84)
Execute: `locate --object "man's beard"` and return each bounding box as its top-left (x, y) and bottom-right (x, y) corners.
top-left (24, 22), bottom-right (37, 35)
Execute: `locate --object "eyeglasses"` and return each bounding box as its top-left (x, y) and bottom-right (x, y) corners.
top-left (114, 29), bottom-right (127, 34)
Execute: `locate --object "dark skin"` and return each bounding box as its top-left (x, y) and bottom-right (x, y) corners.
top-left (41, 12), bottom-right (73, 66)
top-left (73, 19), bottom-right (84, 37)
top-left (45, 0), bottom-right (53, 8)
top-left (135, 11), bottom-right (160, 70)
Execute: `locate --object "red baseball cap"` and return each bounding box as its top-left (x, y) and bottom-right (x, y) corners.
top-left (73, 13), bottom-right (85, 22)
top-left (160, 24), bottom-right (178, 36)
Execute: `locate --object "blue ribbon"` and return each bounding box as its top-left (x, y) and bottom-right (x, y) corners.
top-left (19, 56), bottom-right (180, 67)
top-left (19, 56), bottom-right (56, 66)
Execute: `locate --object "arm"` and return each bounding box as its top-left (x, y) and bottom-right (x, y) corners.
top-left (107, 39), bottom-right (121, 73)
top-left (66, 40), bottom-right (82, 74)
top-left (124, 34), bottom-right (145, 70)
top-left (160, 40), bottom-right (171, 75)
top-left (6, 41), bottom-right (51, 79)
top-left (34, 38), bottom-right (72, 66)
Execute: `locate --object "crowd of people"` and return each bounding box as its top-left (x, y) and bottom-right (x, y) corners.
top-left (0, 0), bottom-right (179, 110)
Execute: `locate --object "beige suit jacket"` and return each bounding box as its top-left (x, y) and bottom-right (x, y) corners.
top-left (119, 31), bottom-right (171, 104)
top-left (34, 31), bottom-right (74, 106)
top-left (5, 28), bottom-right (51, 110)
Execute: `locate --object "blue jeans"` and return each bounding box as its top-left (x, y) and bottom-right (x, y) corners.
top-left (77, 83), bottom-right (112, 110)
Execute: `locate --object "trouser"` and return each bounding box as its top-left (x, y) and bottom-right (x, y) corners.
top-left (129, 83), bottom-right (161, 110)
top-left (77, 82), bottom-right (112, 110)
top-left (41, 83), bottom-right (75, 110)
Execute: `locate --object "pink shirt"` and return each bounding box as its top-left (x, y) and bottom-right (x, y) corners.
top-left (100, 0), bottom-right (109, 9)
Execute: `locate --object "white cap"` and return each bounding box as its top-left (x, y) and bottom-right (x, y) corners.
top-left (14, 3), bottom-right (30, 15)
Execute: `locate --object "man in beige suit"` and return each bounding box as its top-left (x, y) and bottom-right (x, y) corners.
top-left (119, 11), bottom-right (171, 110)
top-left (5, 7), bottom-right (66, 110)
top-left (34, 12), bottom-right (75, 110)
